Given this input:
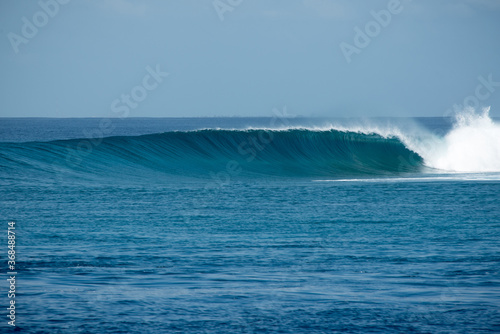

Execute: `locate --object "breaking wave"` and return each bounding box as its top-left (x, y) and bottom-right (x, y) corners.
top-left (0, 109), bottom-right (498, 182)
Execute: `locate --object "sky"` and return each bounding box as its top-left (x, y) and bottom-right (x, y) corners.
top-left (0, 0), bottom-right (499, 118)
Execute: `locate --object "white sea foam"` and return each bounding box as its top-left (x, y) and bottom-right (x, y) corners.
top-left (314, 173), bottom-right (500, 183)
top-left (415, 108), bottom-right (500, 173)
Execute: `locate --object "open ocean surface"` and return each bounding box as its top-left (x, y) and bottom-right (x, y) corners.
top-left (1, 115), bottom-right (500, 333)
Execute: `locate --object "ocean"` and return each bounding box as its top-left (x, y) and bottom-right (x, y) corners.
top-left (1, 113), bottom-right (499, 333)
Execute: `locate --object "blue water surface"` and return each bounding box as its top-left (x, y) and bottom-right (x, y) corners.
top-left (1, 118), bottom-right (499, 333)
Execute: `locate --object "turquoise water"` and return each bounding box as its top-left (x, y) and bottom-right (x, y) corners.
top-left (1, 117), bottom-right (499, 333)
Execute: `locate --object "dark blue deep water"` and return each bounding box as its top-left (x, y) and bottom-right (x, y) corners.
top-left (1, 117), bottom-right (499, 333)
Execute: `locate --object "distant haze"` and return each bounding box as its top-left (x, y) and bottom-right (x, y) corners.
top-left (0, 0), bottom-right (499, 117)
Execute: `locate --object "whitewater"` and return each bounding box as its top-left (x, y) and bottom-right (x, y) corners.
top-left (420, 108), bottom-right (500, 172)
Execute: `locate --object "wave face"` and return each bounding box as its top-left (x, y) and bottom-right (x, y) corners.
top-left (0, 129), bottom-right (424, 181)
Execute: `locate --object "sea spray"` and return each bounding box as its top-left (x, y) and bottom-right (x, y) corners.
top-left (420, 108), bottom-right (500, 172)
